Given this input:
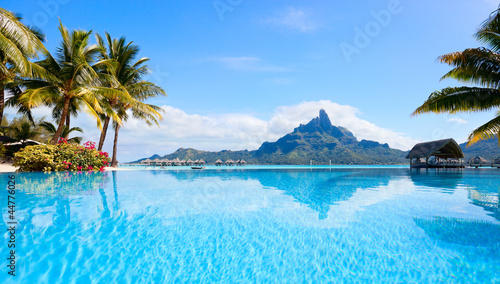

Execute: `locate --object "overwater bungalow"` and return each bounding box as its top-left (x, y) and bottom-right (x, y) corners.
top-left (215, 159), bottom-right (223, 166)
top-left (172, 158), bottom-right (181, 166)
top-left (186, 159), bottom-right (195, 166)
top-left (406, 138), bottom-right (465, 169)
top-left (468, 156), bottom-right (489, 168)
top-left (152, 158), bottom-right (162, 166)
top-left (238, 159), bottom-right (247, 166)
top-left (161, 159), bottom-right (171, 166)
top-left (225, 159), bottom-right (235, 166)
top-left (198, 159), bottom-right (206, 165)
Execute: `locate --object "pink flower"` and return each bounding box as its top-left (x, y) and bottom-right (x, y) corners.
top-left (77, 166), bottom-right (82, 170)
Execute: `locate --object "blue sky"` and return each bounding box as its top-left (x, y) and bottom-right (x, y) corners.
top-left (3, 0), bottom-right (500, 161)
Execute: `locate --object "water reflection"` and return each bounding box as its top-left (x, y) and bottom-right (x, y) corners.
top-left (409, 169), bottom-right (464, 192)
top-left (415, 217), bottom-right (500, 247)
top-left (2, 169), bottom-right (500, 282)
top-left (3, 168), bottom-right (500, 227)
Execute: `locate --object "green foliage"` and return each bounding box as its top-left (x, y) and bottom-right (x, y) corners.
top-left (14, 141), bottom-right (110, 172)
top-left (412, 7), bottom-right (500, 145)
top-left (39, 120), bottom-right (83, 144)
top-left (1, 115), bottom-right (51, 142)
top-left (0, 144), bottom-right (6, 159)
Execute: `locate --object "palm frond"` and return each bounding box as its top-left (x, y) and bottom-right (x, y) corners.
top-left (412, 87), bottom-right (500, 115)
top-left (467, 113), bottom-right (500, 145)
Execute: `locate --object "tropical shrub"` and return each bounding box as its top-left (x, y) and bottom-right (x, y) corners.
top-left (14, 140), bottom-right (110, 172)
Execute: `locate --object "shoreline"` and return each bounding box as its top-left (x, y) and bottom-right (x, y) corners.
top-left (0, 162), bottom-right (135, 173)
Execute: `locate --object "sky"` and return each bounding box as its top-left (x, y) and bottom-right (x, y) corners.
top-left (3, 0), bottom-right (500, 162)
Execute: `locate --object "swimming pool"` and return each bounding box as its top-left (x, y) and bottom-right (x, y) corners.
top-left (2, 167), bottom-right (500, 283)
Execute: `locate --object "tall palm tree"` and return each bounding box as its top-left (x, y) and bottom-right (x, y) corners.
top-left (0, 8), bottom-right (47, 124)
top-left (18, 21), bottom-right (130, 144)
top-left (39, 121), bottom-right (83, 144)
top-left (413, 7), bottom-right (500, 145)
top-left (95, 32), bottom-right (140, 150)
top-left (95, 32), bottom-right (165, 161)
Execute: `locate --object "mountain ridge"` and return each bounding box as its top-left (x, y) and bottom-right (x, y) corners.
top-left (133, 109), bottom-right (408, 165)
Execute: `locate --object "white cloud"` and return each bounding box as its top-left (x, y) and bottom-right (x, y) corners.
top-left (205, 57), bottom-right (292, 72)
top-left (106, 100), bottom-right (418, 161)
top-left (5, 100), bottom-right (418, 162)
top-left (448, 118), bottom-right (468, 124)
top-left (263, 7), bottom-right (319, 33)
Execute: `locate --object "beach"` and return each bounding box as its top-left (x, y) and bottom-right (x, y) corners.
top-left (0, 163), bottom-right (133, 173)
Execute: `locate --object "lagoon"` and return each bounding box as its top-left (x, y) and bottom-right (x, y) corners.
top-left (1, 167), bottom-right (500, 283)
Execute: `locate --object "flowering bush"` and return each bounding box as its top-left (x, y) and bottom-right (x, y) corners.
top-left (14, 141), bottom-right (111, 172)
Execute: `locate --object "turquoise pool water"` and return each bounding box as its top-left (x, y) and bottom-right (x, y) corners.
top-left (1, 167), bottom-right (500, 283)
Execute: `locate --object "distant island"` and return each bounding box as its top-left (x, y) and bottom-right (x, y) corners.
top-left (133, 110), bottom-right (407, 165)
top-left (133, 110), bottom-right (500, 165)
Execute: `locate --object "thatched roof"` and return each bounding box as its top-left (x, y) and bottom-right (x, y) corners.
top-left (186, 159), bottom-right (194, 164)
top-left (238, 159), bottom-right (247, 164)
top-left (406, 138), bottom-right (464, 159)
top-left (494, 157), bottom-right (500, 164)
top-left (468, 156), bottom-right (489, 164)
top-left (198, 159), bottom-right (206, 164)
top-left (225, 159), bottom-right (235, 164)
top-left (215, 159), bottom-right (223, 164)
top-left (152, 158), bottom-right (161, 162)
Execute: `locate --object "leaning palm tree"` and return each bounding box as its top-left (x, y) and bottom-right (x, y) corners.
top-left (95, 32), bottom-right (140, 150)
top-left (18, 21), bottom-right (130, 144)
top-left (39, 121), bottom-right (83, 144)
top-left (0, 8), bottom-right (47, 124)
top-left (95, 32), bottom-right (165, 156)
top-left (413, 7), bottom-right (500, 145)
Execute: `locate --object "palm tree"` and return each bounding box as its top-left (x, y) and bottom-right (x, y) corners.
top-left (94, 32), bottom-right (165, 165)
top-left (95, 32), bottom-right (140, 150)
top-left (10, 121), bottom-right (38, 147)
top-left (413, 7), bottom-right (500, 145)
top-left (18, 20), bottom-right (130, 144)
top-left (39, 121), bottom-right (83, 144)
top-left (0, 8), bottom-right (47, 124)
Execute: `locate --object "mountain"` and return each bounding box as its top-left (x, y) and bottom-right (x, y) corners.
top-left (133, 109), bottom-right (408, 165)
top-left (254, 109), bottom-right (406, 164)
top-left (460, 136), bottom-right (500, 161)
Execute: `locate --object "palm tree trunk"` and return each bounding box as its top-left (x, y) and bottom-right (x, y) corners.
top-left (51, 96), bottom-right (70, 144)
top-left (98, 116), bottom-right (110, 151)
top-left (0, 87), bottom-right (4, 126)
top-left (65, 113), bottom-right (70, 136)
top-left (111, 124), bottom-right (120, 167)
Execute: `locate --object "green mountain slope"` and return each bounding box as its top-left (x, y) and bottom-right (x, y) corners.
top-left (460, 136), bottom-right (500, 161)
top-left (133, 109), bottom-right (408, 165)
